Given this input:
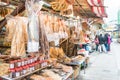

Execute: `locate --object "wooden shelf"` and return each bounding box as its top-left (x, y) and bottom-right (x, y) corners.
top-left (1, 65), bottom-right (50, 80)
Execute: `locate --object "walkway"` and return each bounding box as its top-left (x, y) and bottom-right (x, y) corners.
top-left (79, 41), bottom-right (120, 80)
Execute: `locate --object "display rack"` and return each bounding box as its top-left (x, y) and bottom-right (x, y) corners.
top-left (1, 65), bottom-right (50, 80)
top-left (64, 57), bottom-right (86, 66)
top-left (1, 65), bottom-right (74, 80)
top-left (64, 57), bottom-right (87, 75)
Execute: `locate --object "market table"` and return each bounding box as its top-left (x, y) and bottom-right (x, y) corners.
top-left (62, 70), bottom-right (74, 80)
top-left (63, 57), bottom-right (87, 79)
top-left (72, 42), bottom-right (88, 56)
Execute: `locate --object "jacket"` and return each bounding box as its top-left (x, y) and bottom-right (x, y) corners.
top-left (98, 35), bottom-right (104, 44)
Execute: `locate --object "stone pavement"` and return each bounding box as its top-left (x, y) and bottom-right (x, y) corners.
top-left (78, 41), bottom-right (120, 80)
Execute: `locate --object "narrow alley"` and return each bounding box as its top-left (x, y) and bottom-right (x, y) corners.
top-left (79, 40), bottom-right (120, 80)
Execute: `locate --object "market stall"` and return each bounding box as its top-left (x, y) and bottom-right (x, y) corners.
top-left (0, 0), bottom-right (107, 80)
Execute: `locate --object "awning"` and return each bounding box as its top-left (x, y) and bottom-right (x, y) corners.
top-left (92, 6), bottom-right (107, 17)
top-left (87, 0), bottom-right (103, 6)
top-left (87, 0), bottom-right (107, 17)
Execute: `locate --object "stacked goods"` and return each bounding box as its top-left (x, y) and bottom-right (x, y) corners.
top-left (61, 64), bottom-right (73, 72)
top-left (30, 74), bottom-right (53, 80)
top-left (7, 54), bottom-right (48, 79)
top-left (0, 55), bottom-right (10, 62)
top-left (41, 70), bottom-right (62, 80)
top-left (0, 63), bottom-right (9, 76)
top-left (71, 55), bottom-right (84, 61)
top-left (49, 47), bottom-right (71, 63)
top-left (6, 17), bottom-right (28, 57)
top-left (30, 63), bottom-right (73, 80)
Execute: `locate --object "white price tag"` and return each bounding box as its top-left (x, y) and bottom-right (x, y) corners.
top-left (16, 72), bottom-right (20, 77)
top-left (10, 64), bottom-right (14, 69)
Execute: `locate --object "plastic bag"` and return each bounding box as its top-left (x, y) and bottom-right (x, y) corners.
top-left (26, 0), bottom-right (44, 52)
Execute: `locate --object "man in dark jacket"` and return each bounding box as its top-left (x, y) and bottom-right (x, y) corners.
top-left (98, 34), bottom-right (107, 53)
top-left (99, 34), bottom-right (104, 44)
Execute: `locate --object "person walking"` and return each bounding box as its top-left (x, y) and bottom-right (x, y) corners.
top-left (104, 33), bottom-right (108, 51)
top-left (98, 34), bottom-right (107, 53)
top-left (107, 34), bottom-right (111, 51)
top-left (94, 35), bottom-right (99, 51)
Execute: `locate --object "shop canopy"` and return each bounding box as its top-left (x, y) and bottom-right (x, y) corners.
top-left (87, 0), bottom-right (107, 17)
top-left (87, 0), bottom-right (103, 6)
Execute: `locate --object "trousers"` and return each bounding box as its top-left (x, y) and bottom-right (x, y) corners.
top-left (99, 44), bottom-right (107, 53)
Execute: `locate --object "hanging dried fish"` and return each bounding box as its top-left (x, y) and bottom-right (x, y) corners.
top-left (6, 17), bottom-right (28, 57)
top-left (50, 0), bottom-right (69, 11)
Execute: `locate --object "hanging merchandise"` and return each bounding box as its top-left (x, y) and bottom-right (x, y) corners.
top-left (49, 47), bottom-right (72, 63)
top-left (37, 12), bottom-right (69, 43)
top-left (50, 0), bottom-right (69, 11)
top-left (38, 13), bottom-right (50, 54)
top-left (69, 19), bottom-right (83, 43)
top-left (26, 0), bottom-right (44, 52)
top-left (60, 5), bottom-right (74, 17)
top-left (6, 17), bottom-right (28, 57)
top-left (65, 0), bottom-right (75, 5)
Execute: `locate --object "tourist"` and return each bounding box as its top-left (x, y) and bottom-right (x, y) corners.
top-left (107, 34), bottom-right (111, 51)
top-left (98, 34), bottom-right (107, 53)
top-left (104, 33), bottom-right (108, 51)
top-left (94, 35), bottom-right (99, 51)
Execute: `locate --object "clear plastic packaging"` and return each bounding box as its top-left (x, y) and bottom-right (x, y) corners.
top-left (26, 0), bottom-right (44, 53)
